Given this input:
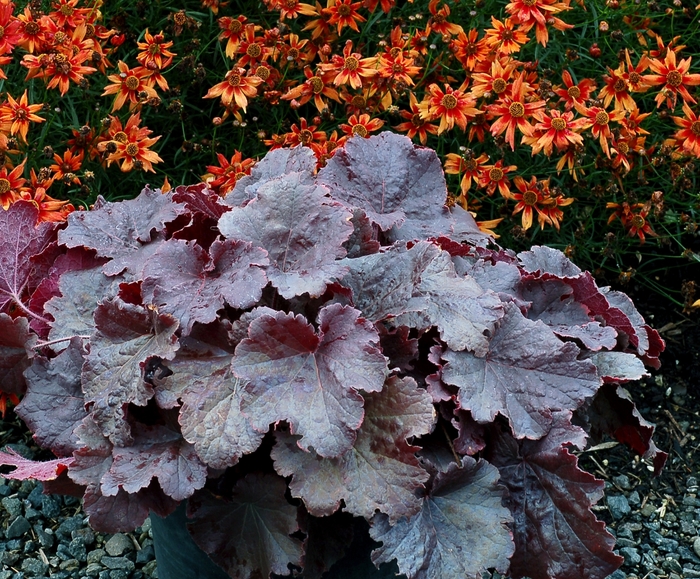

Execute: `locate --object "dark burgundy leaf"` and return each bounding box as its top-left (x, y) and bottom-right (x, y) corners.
top-left (488, 412), bottom-right (622, 579)
top-left (370, 459), bottom-right (514, 579)
top-left (377, 324), bottom-right (419, 373)
top-left (589, 351), bottom-right (648, 382)
top-left (271, 376), bottom-right (435, 522)
top-left (300, 511), bottom-right (354, 579)
top-left (452, 409), bottom-right (487, 456)
top-left (58, 189), bottom-right (184, 276)
top-left (225, 145), bottom-right (317, 207)
top-left (455, 257), bottom-right (521, 297)
top-left (518, 245), bottom-right (583, 278)
top-left (142, 238), bottom-right (269, 334)
top-left (235, 304), bottom-right (388, 457)
top-left (100, 423), bottom-right (207, 501)
top-left (317, 132), bottom-right (454, 239)
top-left (171, 183), bottom-right (230, 220)
top-left (582, 384), bottom-right (667, 475)
top-left (0, 201), bottom-right (56, 313)
top-left (441, 302), bottom-right (601, 439)
top-left (82, 297), bottom-right (180, 445)
top-left (17, 338), bottom-right (88, 456)
top-left (219, 172), bottom-right (352, 299)
top-left (187, 474), bottom-right (304, 579)
top-left (0, 314), bottom-right (36, 395)
top-left (0, 448), bottom-right (74, 480)
top-left (344, 209), bottom-right (380, 258)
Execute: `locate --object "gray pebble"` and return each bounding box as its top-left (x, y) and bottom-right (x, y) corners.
top-left (1, 497), bottom-right (22, 519)
top-left (606, 571), bottom-right (626, 579)
top-left (662, 557), bottom-right (683, 574)
top-left (641, 503), bottom-right (657, 517)
top-left (628, 490), bottom-right (641, 506)
top-left (694, 536), bottom-right (700, 558)
top-left (136, 543), bottom-right (155, 564)
top-left (59, 558), bottom-right (81, 571)
top-left (680, 545), bottom-right (700, 564)
top-left (683, 496), bottom-right (700, 507)
top-left (620, 547), bottom-right (641, 565)
top-left (110, 571), bottom-right (129, 579)
top-left (56, 515), bottom-right (85, 540)
top-left (5, 515), bottom-right (30, 539)
top-left (41, 494), bottom-right (61, 518)
top-left (607, 495), bottom-right (631, 520)
top-left (86, 562), bottom-right (105, 577)
top-left (0, 571), bottom-right (11, 579)
top-left (143, 560), bottom-right (158, 578)
top-left (683, 568), bottom-right (700, 577)
top-left (73, 526), bottom-right (95, 545)
top-left (105, 533), bottom-right (133, 556)
top-left (101, 556), bottom-right (136, 572)
top-left (649, 529), bottom-right (679, 552)
top-left (24, 506), bottom-right (41, 521)
top-left (616, 537), bottom-right (636, 548)
top-left (68, 537), bottom-right (88, 561)
top-left (21, 556), bottom-right (49, 576)
top-left (87, 548), bottom-right (107, 565)
top-left (612, 475), bottom-right (632, 490)
top-left (26, 484), bottom-right (44, 508)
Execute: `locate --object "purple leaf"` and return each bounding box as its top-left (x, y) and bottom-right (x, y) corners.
top-left (0, 448), bottom-right (74, 481)
top-left (317, 132), bottom-right (453, 239)
top-left (218, 172), bottom-right (352, 299)
top-left (82, 297), bottom-right (180, 445)
top-left (441, 302), bottom-right (601, 439)
top-left (0, 201), bottom-right (57, 313)
top-left (17, 338), bottom-right (89, 456)
top-left (187, 474), bottom-right (304, 579)
top-left (488, 412), bottom-right (622, 579)
top-left (370, 459), bottom-right (514, 579)
top-left (589, 351), bottom-right (649, 382)
top-left (171, 183), bottom-right (230, 221)
top-left (235, 304), bottom-right (388, 457)
top-left (300, 512), bottom-right (354, 579)
top-left (142, 238), bottom-right (269, 334)
top-left (271, 376), bottom-right (435, 523)
top-left (344, 209), bottom-right (381, 258)
top-left (58, 189), bottom-right (185, 276)
top-left (0, 314), bottom-right (36, 395)
top-left (101, 423), bottom-right (207, 501)
top-left (518, 245), bottom-right (583, 277)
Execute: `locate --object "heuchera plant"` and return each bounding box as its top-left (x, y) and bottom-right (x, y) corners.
top-left (0, 133), bottom-right (667, 579)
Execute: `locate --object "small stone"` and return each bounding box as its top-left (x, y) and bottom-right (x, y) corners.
top-left (59, 558), bottom-right (81, 571)
top-left (679, 545), bottom-right (700, 563)
top-left (607, 495), bottom-right (631, 520)
top-left (99, 571), bottom-right (112, 579)
top-left (681, 521), bottom-right (698, 535)
top-left (0, 483), bottom-right (11, 497)
top-left (86, 562), bottom-right (104, 577)
top-left (57, 542), bottom-right (73, 561)
top-left (41, 494), bottom-right (61, 518)
top-left (694, 536), bottom-right (700, 558)
top-left (662, 558), bottom-right (683, 574)
top-left (606, 571), bottom-right (626, 579)
top-left (87, 548), bottom-right (107, 565)
top-left (628, 490), bottom-right (641, 506)
top-left (617, 524), bottom-right (635, 539)
top-left (73, 526), bottom-right (96, 545)
top-left (68, 537), bottom-right (88, 561)
top-left (26, 484), bottom-right (44, 508)
top-left (0, 571), bottom-right (12, 579)
top-left (641, 503), bottom-right (657, 517)
top-left (1, 497), bottom-right (22, 518)
top-left (101, 556), bottom-right (136, 572)
top-left (612, 475), bottom-right (632, 490)
top-left (110, 571), bottom-right (129, 579)
top-left (24, 506), bottom-right (41, 521)
top-left (649, 530), bottom-right (679, 552)
top-left (5, 515), bottom-right (31, 539)
top-left (620, 547), bottom-right (641, 565)
top-left (683, 495), bottom-right (700, 507)
top-left (105, 533), bottom-right (133, 556)
top-left (143, 560), bottom-right (158, 578)
top-left (4, 538), bottom-right (21, 550)
top-left (56, 515), bottom-right (85, 540)
top-left (616, 537), bottom-right (636, 548)
top-left (683, 568), bottom-right (700, 578)
top-left (21, 557), bottom-right (49, 576)
top-left (136, 543), bottom-right (156, 564)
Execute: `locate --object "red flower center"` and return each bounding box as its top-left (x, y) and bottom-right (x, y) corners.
top-left (337, 4), bottom-right (352, 16)
top-left (501, 30), bottom-right (514, 41)
top-left (299, 129), bottom-right (313, 144)
top-left (629, 72), bottom-right (641, 84)
top-left (227, 73), bottom-right (242, 86)
top-left (229, 20), bottom-right (243, 33)
top-left (551, 117), bottom-right (567, 131)
top-left (613, 78), bottom-right (627, 92)
top-left (509, 102), bottom-right (525, 118)
top-left (61, 4), bottom-right (74, 16)
top-left (522, 0), bottom-right (537, 6)
top-left (616, 142), bottom-right (629, 154)
top-left (352, 95), bottom-right (366, 107)
top-left (630, 214), bottom-right (645, 228)
top-left (24, 21), bottom-right (40, 35)
top-left (441, 94), bottom-right (458, 109)
top-left (411, 113), bottom-right (424, 126)
top-left (464, 159), bottom-right (478, 171)
top-left (667, 70), bottom-right (683, 87)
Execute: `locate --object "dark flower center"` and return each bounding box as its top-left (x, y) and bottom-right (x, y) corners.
top-left (567, 85), bottom-right (581, 98)
top-left (0, 178), bottom-right (10, 194)
top-left (489, 167), bottom-right (504, 181)
top-left (667, 70), bottom-right (683, 87)
top-left (595, 110), bottom-right (609, 125)
top-left (441, 94), bottom-right (458, 109)
top-left (352, 124), bottom-right (368, 137)
top-left (509, 102), bottom-right (525, 118)
top-left (344, 56), bottom-right (359, 71)
top-left (522, 190), bottom-right (538, 205)
top-left (125, 143), bottom-right (140, 156)
top-left (551, 117), bottom-right (567, 131)
top-left (492, 78), bottom-right (507, 94)
top-left (125, 76), bottom-right (140, 90)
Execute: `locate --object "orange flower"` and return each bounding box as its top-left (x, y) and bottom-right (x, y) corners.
top-left (510, 175), bottom-right (549, 230)
top-left (670, 101), bottom-right (700, 158)
top-left (286, 117), bottom-right (327, 147)
top-left (579, 105), bottom-right (625, 157)
top-left (505, 0), bottom-right (572, 46)
top-left (554, 70), bottom-right (596, 111)
top-left (204, 67), bottom-right (263, 112)
top-left (320, 40), bottom-right (378, 89)
top-left (620, 108), bottom-right (651, 137)
top-left (531, 110), bottom-right (586, 156)
top-left (50, 150), bottom-right (84, 185)
top-left (419, 83), bottom-right (480, 135)
top-left (487, 72), bottom-right (545, 150)
top-left (136, 30), bottom-right (176, 70)
top-left (363, 0), bottom-right (395, 13)
top-left (276, 0), bottom-right (317, 20)
top-left (428, 0), bottom-right (464, 37)
top-left (613, 203), bottom-right (656, 243)
top-left (26, 50), bottom-right (97, 96)
top-left (471, 58), bottom-right (517, 99)
top-left (599, 63), bottom-right (637, 112)
top-left (235, 24), bottom-right (272, 68)
top-left (483, 17), bottom-right (529, 55)
top-left (310, 129), bottom-right (344, 168)
top-left (644, 50), bottom-right (700, 109)
top-left (0, 2), bottom-right (22, 56)
top-left (394, 92), bottom-right (439, 145)
top-left (49, 0), bottom-right (91, 30)
top-left (0, 90), bottom-right (44, 142)
top-left (624, 49), bottom-right (651, 93)
top-left (281, 66), bottom-right (340, 113)
top-left (444, 152), bottom-right (490, 194)
top-left (377, 52), bottom-right (421, 87)
top-left (478, 159), bottom-right (517, 198)
top-left (0, 392), bottom-right (20, 420)
top-left (339, 113), bottom-right (384, 138)
top-left (0, 160), bottom-right (27, 210)
top-left (18, 170), bottom-right (74, 223)
top-left (323, 0), bottom-right (366, 35)
top-left (17, 7), bottom-right (51, 54)
top-left (217, 15), bottom-right (248, 58)
top-left (450, 29), bottom-right (490, 72)
top-left (107, 133), bottom-right (163, 173)
top-left (205, 151), bottom-right (255, 195)
top-left (102, 61), bottom-right (158, 112)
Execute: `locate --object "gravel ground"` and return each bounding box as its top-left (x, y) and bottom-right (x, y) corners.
top-left (0, 296), bottom-right (697, 579)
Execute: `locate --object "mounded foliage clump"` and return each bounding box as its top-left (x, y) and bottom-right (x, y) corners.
top-left (0, 133), bottom-right (666, 579)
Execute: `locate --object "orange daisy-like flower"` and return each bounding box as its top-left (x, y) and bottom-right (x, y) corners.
top-left (280, 33), bottom-right (313, 67)
top-left (554, 70), bottom-right (597, 111)
top-left (483, 17), bottom-right (530, 55)
top-left (419, 83), bottom-right (480, 135)
top-left (487, 72), bottom-right (545, 150)
top-left (49, 0), bottom-right (91, 30)
top-left (0, 392), bottom-right (20, 420)
top-left (609, 203), bottom-right (656, 243)
top-left (644, 50), bottom-right (700, 109)
top-left (235, 24), bottom-right (272, 69)
top-left (444, 152), bottom-right (490, 194)
top-left (281, 66), bottom-right (340, 113)
top-left (205, 151), bottom-right (255, 195)
top-left (108, 132), bottom-right (163, 173)
top-left (320, 40), bottom-right (378, 90)
top-left (377, 51), bottom-right (421, 87)
top-left (18, 170), bottom-right (74, 223)
top-left (286, 117), bottom-right (327, 148)
top-left (624, 49), bottom-right (651, 93)
top-left (276, 0), bottom-right (317, 20)
top-left (478, 159), bottom-right (517, 198)
top-left (50, 150), bottom-right (84, 185)
top-left (323, 0), bottom-right (366, 35)
top-left (531, 110), bottom-right (586, 156)
top-left (620, 107), bottom-right (651, 137)
top-left (0, 160), bottom-right (27, 210)
top-left (427, 0), bottom-right (464, 37)
top-left (204, 67), bottom-right (263, 112)
top-left (26, 50), bottom-right (97, 96)
top-left (471, 58), bottom-right (517, 99)
top-left (102, 61), bottom-right (158, 112)
top-left (599, 63), bottom-right (637, 112)
top-left (510, 175), bottom-right (549, 230)
top-left (505, 0), bottom-right (571, 46)
top-left (579, 105), bottom-right (625, 157)
top-left (670, 101), bottom-right (700, 158)
top-left (363, 0), bottom-right (395, 13)
top-left (217, 15), bottom-right (248, 58)
top-left (136, 29), bottom-right (176, 70)
top-left (310, 129), bottom-right (344, 168)
top-left (450, 29), bottom-right (490, 72)
top-left (17, 7), bottom-right (50, 54)
top-left (339, 113), bottom-right (384, 138)
top-left (0, 90), bottom-right (45, 142)
top-left (394, 92), bottom-right (439, 145)
top-left (0, 2), bottom-right (22, 56)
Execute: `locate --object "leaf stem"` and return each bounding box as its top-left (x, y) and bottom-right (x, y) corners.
top-left (12, 298), bottom-right (53, 326)
top-left (440, 421), bottom-right (462, 468)
top-left (34, 335), bottom-right (90, 349)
